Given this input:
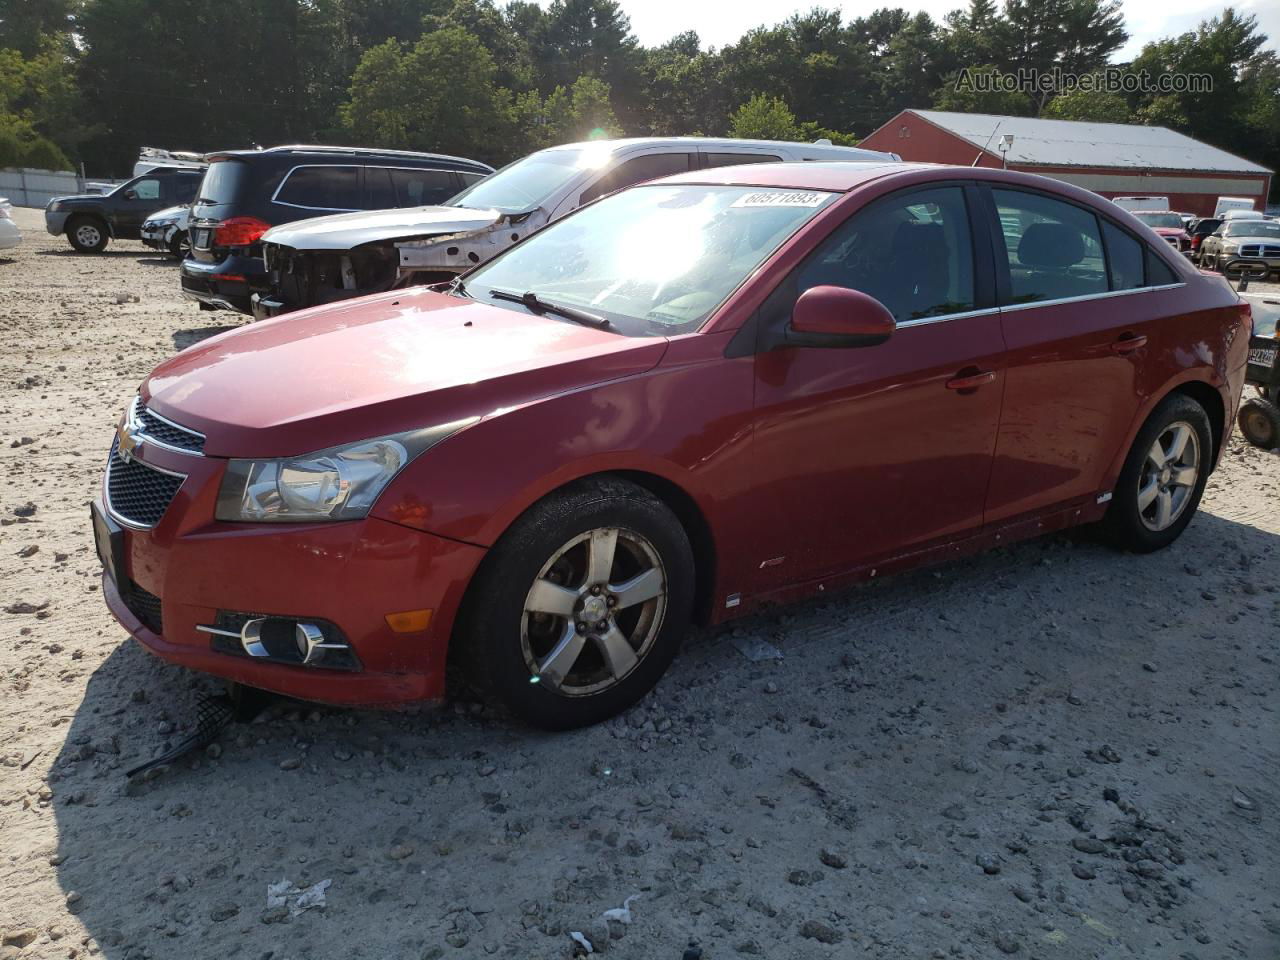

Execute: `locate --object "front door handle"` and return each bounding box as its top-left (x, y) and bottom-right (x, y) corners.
top-left (946, 370), bottom-right (996, 391)
top-left (1111, 334), bottom-right (1148, 355)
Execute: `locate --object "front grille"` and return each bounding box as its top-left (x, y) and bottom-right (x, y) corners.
top-left (106, 437), bottom-right (185, 527)
top-left (124, 584), bottom-right (163, 634)
top-left (1239, 244), bottom-right (1280, 259)
top-left (133, 396), bottom-right (204, 453)
top-left (1164, 235), bottom-right (1179, 247)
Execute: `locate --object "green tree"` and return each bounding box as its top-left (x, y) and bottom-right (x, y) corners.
top-left (933, 65), bottom-right (1034, 115)
top-left (1043, 86), bottom-right (1129, 121)
top-left (341, 26), bottom-right (514, 163)
top-left (728, 94), bottom-right (801, 141)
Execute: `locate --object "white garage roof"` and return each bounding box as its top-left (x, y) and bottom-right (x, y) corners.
top-left (913, 110), bottom-right (1271, 174)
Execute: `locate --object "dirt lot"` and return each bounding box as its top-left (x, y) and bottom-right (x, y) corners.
top-left (1, 204), bottom-right (1278, 960)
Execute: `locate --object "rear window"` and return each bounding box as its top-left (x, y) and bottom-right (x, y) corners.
top-left (195, 160), bottom-right (248, 205)
top-left (703, 152), bottom-right (782, 168)
top-left (1133, 212), bottom-right (1184, 230)
top-left (274, 166), bottom-right (361, 211)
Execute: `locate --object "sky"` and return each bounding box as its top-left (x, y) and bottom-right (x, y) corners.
top-left (615, 0), bottom-right (1280, 60)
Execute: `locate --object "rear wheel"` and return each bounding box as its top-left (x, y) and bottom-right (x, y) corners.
top-left (1099, 394), bottom-right (1212, 552)
top-left (460, 477), bottom-right (694, 730)
top-left (67, 216), bottom-right (108, 253)
top-left (1238, 397), bottom-right (1280, 449)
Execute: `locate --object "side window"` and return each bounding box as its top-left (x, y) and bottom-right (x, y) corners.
top-left (130, 178), bottom-right (160, 201)
top-left (1101, 220), bottom-right (1144, 291)
top-left (366, 167), bottom-right (395, 208)
top-left (174, 176), bottom-right (199, 203)
top-left (579, 153), bottom-right (693, 205)
top-left (275, 166), bottom-right (362, 210)
top-left (703, 152), bottom-right (782, 168)
top-left (993, 189), bottom-right (1107, 304)
top-left (794, 185), bottom-right (976, 323)
top-left (1145, 248), bottom-right (1178, 286)
top-left (458, 172), bottom-right (486, 188)
top-left (389, 169), bottom-right (458, 207)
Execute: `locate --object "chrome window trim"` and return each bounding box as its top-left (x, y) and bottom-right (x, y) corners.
top-left (131, 396), bottom-right (206, 457)
top-left (270, 164), bottom-right (364, 213)
top-left (897, 307), bottom-right (999, 329)
top-left (104, 444), bottom-right (188, 532)
top-left (998, 281), bottom-right (1186, 314)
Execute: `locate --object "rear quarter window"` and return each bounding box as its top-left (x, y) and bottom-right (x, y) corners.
top-left (195, 159), bottom-right (248, 206)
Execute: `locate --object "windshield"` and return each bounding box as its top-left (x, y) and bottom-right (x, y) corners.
top-left (1133, 212), bottom-right (1184, 229)
top-left (464, 184), bottom-right (839, 337)
top-left (194, 159), bottom-right (248, 206)
top-left (447, 146), bottom-right (612, 214)
top-left (1226, 220), bottom-right (1280, 239)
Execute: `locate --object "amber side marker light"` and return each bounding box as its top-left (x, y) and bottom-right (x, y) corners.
top-left (385, 609), bottom-right (433, 633)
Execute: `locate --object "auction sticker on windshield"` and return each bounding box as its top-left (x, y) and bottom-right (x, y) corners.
top-left (731, 191), bottom-right (829, 208)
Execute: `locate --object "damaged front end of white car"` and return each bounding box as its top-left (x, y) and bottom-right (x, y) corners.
top-left (255, 206), bottom-right (544, 320)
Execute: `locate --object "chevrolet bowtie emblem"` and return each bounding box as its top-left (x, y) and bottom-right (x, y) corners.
top-left (117, 412), bottom-right (143, 463)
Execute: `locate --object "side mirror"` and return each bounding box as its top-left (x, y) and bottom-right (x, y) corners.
top-left (786, 285), bottom-right (895, 348)
top-left (123, 189), bottom-right (137, 201)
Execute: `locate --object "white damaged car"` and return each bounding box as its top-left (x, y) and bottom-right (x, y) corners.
top-left (140, 203), bottom-right (190, 258)
top-left (253, 136), bottom-right (900, 319)
top-left (0, 197), bottom-right (20, 251)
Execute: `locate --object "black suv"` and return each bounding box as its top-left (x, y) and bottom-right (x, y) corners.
top-left (180, 145), bottom-right (493, 314)
top-left (45, 167), bottom-right (203, 253)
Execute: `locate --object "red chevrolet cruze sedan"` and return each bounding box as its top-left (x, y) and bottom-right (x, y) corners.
top-left (93, 162), bottom-right (1251, 729)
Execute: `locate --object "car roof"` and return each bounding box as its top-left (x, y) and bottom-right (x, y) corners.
top-left (204, 145), bottom-right (493, 171)
top-left (542, 136), bottom-right (896, 160)
top-left (655, 161), bottom-right (907, 192)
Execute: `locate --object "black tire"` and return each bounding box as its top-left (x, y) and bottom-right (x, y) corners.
top-left (168, 230), bottom-right (189, 259)
top-left (1238, 397), bottom-right (1280, 450)
top-left (1100, 393), bottom-right (1213, 553)
top-left (66, 215), bottom-right (108, 253)
top-left (459, 476), bottom-right (694, 730)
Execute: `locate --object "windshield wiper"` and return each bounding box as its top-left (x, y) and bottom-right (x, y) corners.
top-left (489, 289), bottom-right (611, 330)
top-left (447, 276), bottom-right (471, 298)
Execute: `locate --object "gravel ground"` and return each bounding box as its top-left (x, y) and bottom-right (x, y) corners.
top-left (1, 204), bottom-right (1278, 960)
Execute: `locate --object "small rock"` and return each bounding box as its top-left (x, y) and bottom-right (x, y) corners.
top-left (819, 846), bottom-right (848, 869)
top-left (65, 890), bottom-right (83, 911)
top-left (205, 742), bottom-right (222, 759)
top-left (12, 502), bottom-right (36, 518)
top-left (260, 905), bottom-right (290, 924)
top-left (210, 902), bottom-right (240, 922)
top-left (16, 544), bottom-right (37, 558)
top-left (763, 681), bottom-right (778, 694)
top-left (1071, 863), bottom-right (1096, 880)
top-left (941, 803), bottom-right (967, 821)
top-left (388, 843), bottom-right (415, 860)
top-left (993, 933), bottom-right (1021, 954)
top-left (2, 929), bottom-right (37, 948)
top-left (1231, 790), bottom-right (1256, 811)
top-left (1072, 837), bottom-right (1107, 855)
top-left (799, 920), bottom-right (842, 944)
top-left (279, 757), bottom-right (301, 770)
top-left (1103, 787), bottom-right (1119, 803)
top-left (976, 852), bottom-right (1001, 875)
top-left (1141, 662), bottom-right (1157, 672)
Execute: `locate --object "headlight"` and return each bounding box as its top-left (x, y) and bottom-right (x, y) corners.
top-left (215, 419), bottom-right (475, 523)
top-left (1221, 243), bottom-right (1240, 253)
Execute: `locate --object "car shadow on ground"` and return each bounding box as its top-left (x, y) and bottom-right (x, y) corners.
top-left (38, 249), bottom-right (151, 258)
top-left (136, 257), bottom-right (178, 267)
top-left (173, 325), bottom-right (241, 351)
top-left (0, 256), bottom-right (15, 266)
top-left (47, 510), bottom-right (1280, 958)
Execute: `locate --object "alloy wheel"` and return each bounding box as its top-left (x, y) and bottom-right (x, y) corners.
top-left (1137, 421), bottom-right (1200, 531)
top-left (521, 526), bottom-right (667, 696)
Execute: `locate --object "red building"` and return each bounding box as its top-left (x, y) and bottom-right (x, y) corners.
top-left (860, 110), bottom-right (1272, 218)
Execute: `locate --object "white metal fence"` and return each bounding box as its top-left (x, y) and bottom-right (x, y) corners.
top-left (0, 168), bottom-right (125, 208)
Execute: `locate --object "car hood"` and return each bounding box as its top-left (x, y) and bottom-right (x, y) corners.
top-left (142, 287), bottom-right (668, 458)
top-left (1150, 227), bottom-right (1185, 236)
top-left (48, 193), bottom-right (108, 208)
top-left (144, 204), bottom-right (187, 224)
top-left (261, 205), bottom-right (502, 251)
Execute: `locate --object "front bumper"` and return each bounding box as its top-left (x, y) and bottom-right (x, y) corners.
top-left (45, 211), bottom-right (69, 235)
top-left (1222, 255), bottom-right (1280, 277)
top-left (94, 440), bottom-right (486, 706)
top-left (180, 254), bottom-right (265, 314)
top-left (141, 224), bottom-right (173, 250)
top-left (250, 292), bottom-right (285, 322)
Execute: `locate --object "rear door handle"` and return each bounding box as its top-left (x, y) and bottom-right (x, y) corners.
top-left (1111, 334), bottom-right (1148, 355)
top-left (946, 370), bottom-right (996, 391)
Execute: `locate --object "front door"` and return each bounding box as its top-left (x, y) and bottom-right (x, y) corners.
top-left (747, 184), bottom-right (1005, 587)
top-left (981, 186), bottom-right (1160, 524)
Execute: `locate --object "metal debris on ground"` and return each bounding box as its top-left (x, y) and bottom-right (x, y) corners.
top-left (730, 635), bottom-right (784, 662)
top-left (601, 893), bottom-right (640, 924)
top-left (266, 877), bottom-right (332, 917)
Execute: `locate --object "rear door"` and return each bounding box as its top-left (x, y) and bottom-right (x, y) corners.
top-left (747, 182), bottom-right (1005, 585)
top-left (981, 186), bottom-right (1171, 524)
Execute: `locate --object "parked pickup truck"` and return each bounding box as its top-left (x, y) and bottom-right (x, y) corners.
top-left (45, 167), bottom-right (202, 252)
top-left (254, 137), bottom-right (901, 319)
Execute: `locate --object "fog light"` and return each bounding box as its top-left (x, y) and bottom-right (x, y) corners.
top-left (198, 613), bottom-right (361, 671)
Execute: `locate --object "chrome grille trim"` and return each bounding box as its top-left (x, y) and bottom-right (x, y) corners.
top-left (131, 396), bottom-right (206, 455)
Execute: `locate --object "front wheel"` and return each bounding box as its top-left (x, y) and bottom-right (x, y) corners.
top-left (460, 477), bottom-right (694, 730)
top-left (1099, 394), bottom-right (1212, 552)
top-left (1238, 397), bottom-right (1280, 450)
top-left (67, 216), bottom-right (108, 253)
